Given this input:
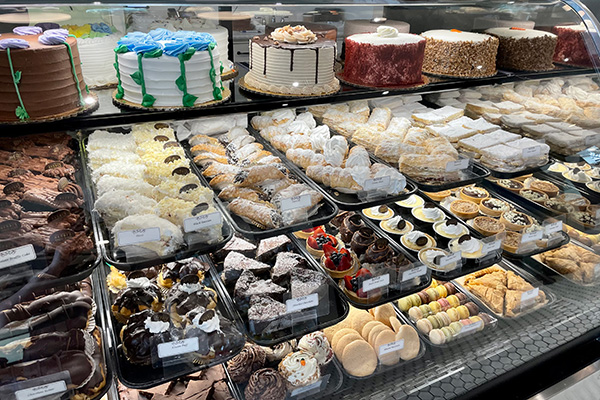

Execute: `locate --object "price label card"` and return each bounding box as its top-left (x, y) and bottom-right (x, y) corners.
top-left (402, 265), bottom-right (428, 282)
top-left (362, 274), bottom-right (390, 292)
top-left (157, 338), bottom-right (199, 359)
top-left (379, 339), bottom-right (404, 356)
top-left (481, 240), bottom-right (502, 256)
top-left (544, 221), bottom-right (563, 235)
top-left (445, 158), bottom-right (470, 172)
top-left (286, 293), bottom-right (319, 313)
top-left (439, 252), bottom-right (461, 267)
top-left (521, 230), bottom-right (543, 244)
top-left (522, 146), bottom-right (541, 158)
top-left (290, 379), bottom-right (322, 397)
top-left (117, 227), bottom-right (160, 246)
top-left (183, 212), bottom-right (222, 233)
top-left (461, 320), bottom-right (482, 334)
top-left (585, 134), bottom-right (600, 146)
top-left (520, 287), bottom-right (539, 303)
top-left (0, 244), bottom-right (36, 270)
top-left (280, 194), bottom-right (312, 212)
top-left (363, 176), bottom-right (391, 191)
top-left (15, 381), bottom-right (67, 400)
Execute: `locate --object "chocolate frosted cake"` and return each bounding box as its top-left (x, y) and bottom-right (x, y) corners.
top-left (486, 27), bottom-right (557, 71)
top-left (421, 29), bottom-right (499, 78)
top-left (245, 25), bottom-right (339, 96)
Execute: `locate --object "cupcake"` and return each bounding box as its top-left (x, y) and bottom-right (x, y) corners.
top-left (449, 234), bottom-right (483, 259)
top-left (279, 351), bottom-right (320, 387)
top-left (472, 216), bottom-right (505, 237)
top-left (244, 368), bottom-right (287, 400)
top-left (433, 218), bottom-right (468, 240)
top-left (412, 202), bottom-right (446, 223)
top-left (396, 194), bottom-right (424, 208)
top-left (401, 231), bottom-right (436, 252)
top-left (297, 331), bottom-right (333, 366)
top-left (262, 340), bottom-right (297, 362)
top-left (111, 271), bottom-right (164, 324)
top-left (479, 198), bottom-right (511, 217)
top-left (321, 243), bottom-right (356, 278)
top-left (450, 200), bottom-right (480, 220)
top-left (495, 179), bottom-right (523, 193)
top-left (380, 216), bottom-right (413, 236)
top-left (363, 238), bottom-right (394, 264)
top-left (339, 213), bottom-right (365, 243)
top-left (500, 210), bottom-right (533, 231)
top-left (459, 187), bottom-right (489, 203)
top-left (106, 266), bottom-right (127, 294)
top-left (350, 227), bottom-right (377, 256)
top-left (563, 168), bottom-right (592, 183)
top-left (362, 205), bottom-right (394, 220)
top-left (306, 227), bottom-right (338, 257)
top-left (227, 343), bottom-right (267, 384)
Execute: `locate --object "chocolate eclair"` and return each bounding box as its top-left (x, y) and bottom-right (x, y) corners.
top-left (364, 238), bottom-right (394, 264)
top-left (350, 227), bottom-right (377, 256)
top-left (339, 213), bottom-right (365, 243)
top-left (164, 274), bottom-right (218, 327)
top-left (121, 310), bottom-right (176, 366)
top-left (157, 257), bottom-right (209, 289)
top-left (111, 271), bottom-right (163, 324)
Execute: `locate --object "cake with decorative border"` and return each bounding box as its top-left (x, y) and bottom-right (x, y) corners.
top-left (113, 28), bottom-right (226, 108)
top-left (343, 26), bottom-right (426, 87)
top-left (243, 25), bottom-right (339, 97)
top-left (486, 27), bottom-right (557, 71)
top-left (552, 24), bottom-right (594, 67)
top-left (0, 27), bottom-right (91, 123)
top-left (420, 29), bottom-right (499, 78)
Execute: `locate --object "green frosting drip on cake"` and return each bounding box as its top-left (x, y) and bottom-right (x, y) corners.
top-left (130, 53), bottom-right (156, 107)
top-left (177, 47), bottom-right (199, 107)
top-left (113, 44), bottom-right (128, 99)
top-left (63, 37), bottom-right (85, 107)
top-left (207, 43), bottom-right (223, 100)
top-left (6, 48), bottom-right (29, 121)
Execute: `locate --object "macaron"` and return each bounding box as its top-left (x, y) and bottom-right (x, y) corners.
top-left (438, 298), bottom-right (451, 310)
top-left (429, 329), bottom-right (446, 345)
top-left (436, 285), bottom-right (448, 298)
top-left (449, 321), bottom-right (463, 335)
top-left (427, 315), bottom-right (440, 329)
top-left (479, 313), bottom-right (493, 326)
top-left (447, 308), bottom-right (459, 322)
top-left (437, 311), bottom-right (451, 327)
top-left (444, 282), bottom-right (457, 295)
top-left (417, 291), bottom-right (430, 305)
top-left (426, 288), bottom-right (439, 302)
top-left (408, 307), bottom-right (423, 322)
top-left (419, 304), bottom-right (432, 316)
top-left (429, 301), bottom-right (442, 314)
top-left (410, 294), bottom-right (422, 307)
top-left (457, 305), bottom-right (470, 319)
top-left (434, 314), bottom-right (445, 328)
top-left (446, 295), bottom-right (460, 308)
top-left (398, 297), bottom-right (412, 312)
top-left (416, 318), bottom-right (433, 334)
top-left (441, 327), bottom-right (454, 341)
top-left (456, 293), bottom-right (468, 304)
top-left (469, 315), bottom-right (484, 331)
top-left (465, 302), bottom-right (479, 316)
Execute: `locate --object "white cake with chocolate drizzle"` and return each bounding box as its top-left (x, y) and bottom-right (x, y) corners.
top-left (244, 25), bottom-right (339, 96)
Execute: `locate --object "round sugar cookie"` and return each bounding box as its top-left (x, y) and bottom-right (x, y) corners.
top-left (334, 332), bottom-right (363, 359)
top-left (368, 325), bottom-right (392, 347)
top-left (397, 325), bottom-right (421, 361)
top-left (342, 340), bottom-right (378, 377)
top-left (362, 321), bottom-right (385, 340)
top-left (332, 328), bottom-right (357, 349)
top-left (374, 303), bottom-right (396, 328)
top-left (389, 316), bottom-right (402, 333)
top-left (324, 317), bottom-right (352, 343)
top-left (351, 310), bottom-right (374, 333)
top-left (374, 329), bottom-right (401, 366)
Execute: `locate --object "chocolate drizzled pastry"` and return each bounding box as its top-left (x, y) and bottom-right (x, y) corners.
top-left (158, 258), bottom-right (210, 289)
top-left (244, 368), bottom-right (287, 400)
top-left (351, 227), bottom-right (377, 256)
top-left (165, 275), bottom-right (218, 326)
top-left (340, 213), bottom-right (365, 243)
top-left (21, 187), bottom-right (83, 210)
top-left (227, 343), bottom-right (266, 384)
top-left (79, 328), bottom-right (107, 397)
top-left (112, 272), bottom-right (164, 324)
top-left (121, 309), bottom-right (177, 366)
top-left (364, 238), bottom-right (395, 264)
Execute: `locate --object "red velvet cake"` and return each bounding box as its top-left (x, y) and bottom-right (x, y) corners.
top-left (552, 24), bottom-right (594, 67)
top-left (343, 26), bottom-right (426, 87)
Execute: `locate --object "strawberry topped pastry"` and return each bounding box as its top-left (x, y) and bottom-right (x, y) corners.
top-left (306, 227), bottom-right (338, 257)
top-left (342, 268), bottom-right (382, 303)
top-left (294, 226), bottom-right (322, 240)
top-left (321, 243), bottom-right (355, 278)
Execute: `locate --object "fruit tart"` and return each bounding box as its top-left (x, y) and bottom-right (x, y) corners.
top-left (306, 227), bottom-right (338, 257)
top-left (321, 243), bottom-right (356, 278)
top-left (342, 268), bottom-right (382, 304)
top-left (294, 226), bottom-right (322, 240)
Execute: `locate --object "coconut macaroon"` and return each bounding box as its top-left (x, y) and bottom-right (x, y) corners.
top-left (420, 29), bottom-right (499, 78)
top-left (485, 27), bottom-right (557, 72)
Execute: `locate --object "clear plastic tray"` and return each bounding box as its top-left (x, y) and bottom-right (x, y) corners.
top-left (205, 235), bottom-right (349, 346)
top-left (476, 160), bottom-right (552, 179)
top-left (292, 213), bottom-right (432, 310)
top-left (96, 260), bottom-right (246, 389)
top-left (79, 129), bottom-right (234, 271)
top-left (453, 261), bottom-right (556, 320)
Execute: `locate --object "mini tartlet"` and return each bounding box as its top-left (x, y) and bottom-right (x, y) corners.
top-left (401, 231), bottom-right (436, 252)
top-left (558, 193), bottom-right (590, 210)
top-left (547, 162), bottom-right (568, 173)
top-left (423, 190), bottom-right (451, 202)
top-left (585, 167), bottom-right (600, 179)
top-left (450, 200), bottom-right (480, 220)
top-left (528, 179), bottom-right (559, 197)
top-left (500, 210), bottom-right (533, 231)
top-left (321, 244), bottom-right (356, 278)
top-left (380, 216), bottom-right (413, 236)
top-left (418, 247), bottom-right (457, 271)
top-left (519, 188), bottom-right (549, 204)
top-left (449, 234), bottom-right (483, 259)
top-left (306, 227), bottom-right (338, 257)
top-left (544, 199), bottom-right (573, 214)
top-left (571, 211), bottom-right (598, 228)
top-left (396, 194), bottom-right (424, 208)
top-left (502, 230), bottom-right (522, 253)
top-left (294, 226), bottom-right (322, 240)
top-left (563, 168), bottom-right (592, 183)
top-left (472, 216), bottom-right (505, 237)
top-left (587, 181), bottom-right (600, 193)
top-left (433, 219), bottom-right (468, 239)
top-left (479, 198), bottom-right (511, 217)
top-left (495, 179), bottom-right (523, 193)
top-left (565, 161), bottom-right (591, 171)
top-left (342, 268), bottom-right (381, 303)
top-left (459, 186), bottom-right (489, 204)
top-left (412, 203), bottom-right (446, 224)
top-left (362, 205), bottom-right (394, 220)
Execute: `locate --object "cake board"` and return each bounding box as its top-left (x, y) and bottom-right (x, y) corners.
top-left (336, 71), bottom-right (429, 91)
top-left (221, 68), bottom-right (239, 81)
top-left (238, 76), bottom-right (341, 98)
top-left (111, 87), bottom-right (231, 111)
top-left (423, 70), bottom-right (499, 80)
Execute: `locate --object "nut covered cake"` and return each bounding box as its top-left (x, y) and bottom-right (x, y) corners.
top-left (552, 24), bottom-right (594, 67)
top-left (421, 29), bottom-right (499, 78)
top-left (344, 26), bottom-right (426, 87)
top-left (244, 25), bottom-right (339, 96)
top-left (486, 27), bottom-right (557, 71)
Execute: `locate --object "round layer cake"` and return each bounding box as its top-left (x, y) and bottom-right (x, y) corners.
top-left (343, 19), bottom-right (410, 38)
top-left (344, 26), bottom-right (425, 87)
top-left (421, 29), bottom-right (499, 78)
top-left (552, 24), bottom-right (594, 67)
top-left (244, 25), bottom-right (339, 96)
top-left (114, 29), bottom-right (225, 108)
top-left (0, 27), bottom-right (89, 123)
top-left (486, 27), bottom-right (557, 71)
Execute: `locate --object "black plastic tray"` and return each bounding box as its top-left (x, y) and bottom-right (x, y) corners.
top-left (292, 215), bottom-right (432, 310)
top-left (364, 198), bottom-right (502, 281)
top-left (477, 160), bottom-right (552, 179)
top-left (79, 131), bottom-right (234, 271)
top-left (249, 126), bottom-right (418, 211)
top-left (96, 262), bottom-right (246, 390)
top-left (205, 236), bottom-right (349, 346)
top-left (181, 139), bottom-right (339, 240)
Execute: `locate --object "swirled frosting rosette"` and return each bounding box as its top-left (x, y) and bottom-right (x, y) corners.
top-left (270, 25), bottom-right (317, 44)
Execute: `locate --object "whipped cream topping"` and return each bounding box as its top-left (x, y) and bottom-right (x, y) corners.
top-left (547, 162), bottom-right (567, 172)
top-left (298, 332), bottom-right (333, 366)
top-left (144, 316), bottom-right (170, 333)
top-left (555, 24), bottom-right (587, 31)
top-left (373, 166), bottom-right (407, 195)
top-left (438, 221), bottom-right (465, 236)
top-left (421, 29), bottom-right (492, 43)
top-left (296, 112), bottom-right (317, 129)
top-left (323, 136), bottom-right (348, 167)
top-left (127, 277), bottom-right (154, 289)
top-left (405, 230), bottom-right (427, 244)
top-left (565, 169), bottom-right (592, 182)
top-left (288, 120), bottom-right (311, 135)
top-left (349, 26), bottom-right (425, 45)
top-left (345, 146), bottom-right (371, 168)
top-left (349, 166), bottom-right (372, 188)
top-left (367, 205), bottom-right (392, 218)
top-left (399, 194), bottom-right (422, 207)
top-left (422, 206), bottom-right (443, 220)
top-left (424, 249), bottom-right (445, 265)
top-left (193, 314), bottom-right (221, 333)
top-left (270, 25), bottom-right (317, 44)
top-left (309, 125), bottom-right (330, 151)
top-left (386, 216), bottom-right (407, 231)
top-left (486, 27), bottom-right (556, 39)
top-left (459, 237), bottom-right (481, 253)
top-left (178, 282), bottom-right (203, 294)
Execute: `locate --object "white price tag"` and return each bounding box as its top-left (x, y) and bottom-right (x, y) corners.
top-left (460, 320), bottom-right (482, 334)
top-left (585, 134), bottom-right (600, 146)
top-left (286, 293), bottom-right (319, 313)
top-left (481, 240), bottom-right (502, 256)
top-left (522, 146), bottom-right (541, 158)
top-left (445, 158), bottom-right (470, 172)
top-left (520, 287), bottom-right (539, 303)
top-left (280, 194), bottom-right (312, 211)
top-left (379, 339), bottom-right (404, 356)
top-left (521, 230), bottom-right (543, 244)
top-left (157, 338), bottom-right (199, 359)
top-left (544, 221), bottom-right (563, 235)
top-left (183, 212), bottom-right (222, 233)
top-left (0, 244), bottom-right (36, 270)
top-left (439, 252), bottom-right (461, 267)
top-left (363, 176), bottom-right (391, 191)
top-left (402, 265), bottom-right (428, 282)
top-left (117, 227), bottom-right (161, 246)
top-left (362, 274), bottom-right (390, 292)
top-left (15, 381), bottom-right (67, 400)
top-left (290, 379), bottom-right (322, 397)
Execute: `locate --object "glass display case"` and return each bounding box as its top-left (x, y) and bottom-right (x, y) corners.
top-left (0, 1), bottom-right (600, 399)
